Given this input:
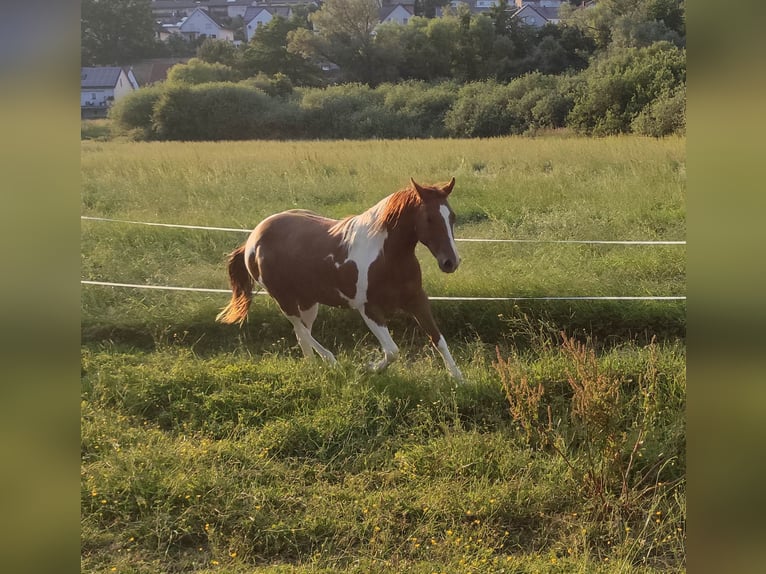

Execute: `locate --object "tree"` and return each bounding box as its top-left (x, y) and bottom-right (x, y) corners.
top-left (567, 41), bottom-right (686, 135)
top-left (288, 0), bottom-right (383, 84)
top-left (564, 0), bottom-right (685, 50)
top-left (165, 58), bottom-right (237, 85)
top-left (242, 17), bottom-right (322, 86)
top-left (197, 39), bottom-right (242, 69)
top-left (414, 0), bottom-right (450, 19)
top-left (81, 0), bottom-right (158, 65)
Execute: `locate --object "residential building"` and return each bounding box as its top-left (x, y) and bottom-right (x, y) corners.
top-left (81, 67), bottom-right (139, 118)
top-left (177, 7), bottom-right (236, 41)
top-left (379, 4), bottom-right (415, 26)
top-left (513, 0), bottom-right (562, 26)
top-left (243, 5), bottom-right (293, 42)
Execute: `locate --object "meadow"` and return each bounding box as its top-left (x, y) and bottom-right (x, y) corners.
top-left (81, 135), bottom-right (686, 573)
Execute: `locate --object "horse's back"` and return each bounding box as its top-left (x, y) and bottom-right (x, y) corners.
top-left (251, 209), bottom-right (338, 248)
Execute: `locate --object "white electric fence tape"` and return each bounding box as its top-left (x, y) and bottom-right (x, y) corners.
top-left (81, 216), bottom-right (686, 301)
top-left (81, 216), bottom-right (686, 246)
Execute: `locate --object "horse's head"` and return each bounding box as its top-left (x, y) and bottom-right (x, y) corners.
top-left (411, 177), bottom-right (460, 274)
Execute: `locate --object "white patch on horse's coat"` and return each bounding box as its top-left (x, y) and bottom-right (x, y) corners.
top-left (336, 197), bottom-right (389, 310)
top-left (439, 204), bottom-right (459, 262)
top-left (244, 238), bottom-right (258, 279)
top-left (436, 336), bottom-right (463, 382)
top-left (325, 254), bottom-right (342, 269)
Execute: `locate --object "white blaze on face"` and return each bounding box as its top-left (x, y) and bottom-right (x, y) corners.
top-left (439, 204), bottom-right (459, 262)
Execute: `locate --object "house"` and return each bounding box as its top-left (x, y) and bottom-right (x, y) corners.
top-left (243, 5), bottom-right (293, 42)
top-left (445, 0), bottom-right (502, 15)
top-left (81, 67), bottom-right (138, 119)
top-left (151, 1), bottom-right (315, 24)
top-left (178, 7), bottom-right (236, 41)
top-left (128, 58), bottom-right (190, 86)
top-left (379, 4), bottom-right (414, 26)
top-left (512, 0), bottom-right (562, 26)
top-left (444, 0), bottom-right (562, 22)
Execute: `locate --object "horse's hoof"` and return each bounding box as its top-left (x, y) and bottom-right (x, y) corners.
top-left (367, 361), bottom-right (387, 373)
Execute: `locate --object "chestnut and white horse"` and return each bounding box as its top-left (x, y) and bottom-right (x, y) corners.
top-left (216, 178), bottom-right (463, 381)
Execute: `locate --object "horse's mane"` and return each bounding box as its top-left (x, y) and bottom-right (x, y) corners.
top-left (374, 187), bottom-right (422, 231)
top-left (329, 186), bottom-right (423, 238)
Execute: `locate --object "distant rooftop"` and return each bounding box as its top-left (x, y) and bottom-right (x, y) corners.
top-left (81, 67), bottom-right (125, 88)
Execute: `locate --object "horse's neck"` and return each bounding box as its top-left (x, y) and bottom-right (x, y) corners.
top-left (368, 194), bottom-right (418, 253)
top-left (336, 194), bottom-right (418, 258)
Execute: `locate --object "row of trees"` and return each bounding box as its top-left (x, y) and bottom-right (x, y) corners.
top-left (190, 0), bottom-right (684, 87)
top-left (92, 0), bottom-right (685, 140)
top-left (83, 1), bottom-right (685, 87)
top-left (110, 40), bottom-right (685, 140)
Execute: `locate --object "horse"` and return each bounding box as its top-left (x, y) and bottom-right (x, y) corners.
top-left (216, 177), bottom-right (463, 381)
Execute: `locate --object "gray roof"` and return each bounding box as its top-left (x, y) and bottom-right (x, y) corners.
top-left (532, 6), bottom-right (560, 20)
top-left (512, 4), bottom-right (560, 22)
top-left (379, 4), bottom-right (414, 20)
top-left (243, 5), bottom-right (292, 22)
top-left (81, 67), bottom-right (124, 89)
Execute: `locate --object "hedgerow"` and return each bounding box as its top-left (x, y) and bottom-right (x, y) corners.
top-left (108, 44), bottom-right (685, 141)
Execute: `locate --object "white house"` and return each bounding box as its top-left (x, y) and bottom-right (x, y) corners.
top-left (512, 4), bottom-right (559, 26)
top-left (243, 6), bottom-right (293, 42)
top-left (178, 8), bottom-right (236, 41)
top-left (513, 0), bottom-right (562, 25)
top-left (514, 0), bottom-right (562, 8)
top-left (81, 67), bottom-right (138, 118)
top-left (379, 4), bottom-right (414, 25)
top-left (446, 0), bottom-right (499, 14)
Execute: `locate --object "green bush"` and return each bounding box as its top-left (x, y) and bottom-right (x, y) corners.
top-left (108, 85), bottom-right (163, 140)
top-left (241, 72), bottom-right (294, 98)
top-left (631, 84), bottom-right (686, 136)
top-left (166, 57), bottom-right (238, 85)
top-left (152, 82), bottom-right (280, 141)
top-left (445, 74), bottom-right (570, 138)
top-left (299, 83), bottom-right (387, 139)
top-left (567, 42), bottom-right (686, 135)
top-left (444, 81), bottom-right (516, 138)
top-left (81, 119), bottom-right (112, 141)
top-left (377, 80), bottom-right (459, 138)
top-left (505, 72), bottom-right (572, 134)
top-left (106, 43), bottom-right (684, 142)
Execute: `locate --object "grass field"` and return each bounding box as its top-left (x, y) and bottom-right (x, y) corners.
top-left (81, 135), bottom-right (686, 573)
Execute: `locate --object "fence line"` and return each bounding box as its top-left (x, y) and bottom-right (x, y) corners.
top-left (81, 216), bottom-right (686, 246)
top-left (81, 280), bottom-right (686, 302)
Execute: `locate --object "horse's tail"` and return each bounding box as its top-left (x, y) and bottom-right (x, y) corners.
top-left (216, 244), bottom-right (255, 325)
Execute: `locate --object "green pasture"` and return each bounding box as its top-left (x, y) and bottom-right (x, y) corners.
top-left (81, 136), bottom-right (686, 573)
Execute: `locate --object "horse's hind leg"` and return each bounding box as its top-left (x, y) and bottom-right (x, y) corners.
top-left (286, 309), bottom-right (337, 364)
top-left (299, 304), bottom-right (319, 332)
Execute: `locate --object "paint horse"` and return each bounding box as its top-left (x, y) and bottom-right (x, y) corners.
top-left (216, 177), bottom-right (463, 381)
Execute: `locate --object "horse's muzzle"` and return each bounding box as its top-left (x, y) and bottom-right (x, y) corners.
top-left (439, 257), bottom-right (459, 273)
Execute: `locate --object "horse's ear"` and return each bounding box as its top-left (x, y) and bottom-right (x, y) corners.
top-left (410, 177), bottom-right (426, 197)
top-left (443, 177), bottom-right (455, 195)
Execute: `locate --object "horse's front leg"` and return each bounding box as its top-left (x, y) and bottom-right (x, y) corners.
top-left (406, 294), bottom-right (464, 382)
top-left (358, 308), bottom-right (399, 372)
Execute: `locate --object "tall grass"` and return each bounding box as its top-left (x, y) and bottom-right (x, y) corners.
top-left (81, 136), bottom-right (685, 573)
top-left (82, 136), bottom-right (685, 345)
